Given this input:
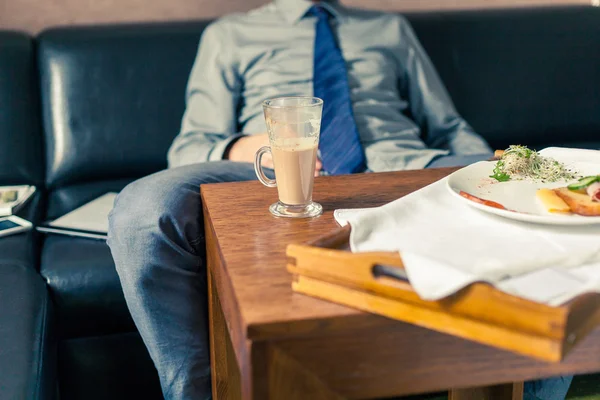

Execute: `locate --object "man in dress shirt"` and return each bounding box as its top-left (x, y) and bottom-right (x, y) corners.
top-left (107, 0), bottom-right (572, 399)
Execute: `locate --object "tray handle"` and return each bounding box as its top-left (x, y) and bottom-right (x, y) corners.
top-left (288, 242), bottom-right (410, 291)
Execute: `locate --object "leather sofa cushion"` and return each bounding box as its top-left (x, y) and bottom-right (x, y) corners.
top-left (41, 235), bottom-right (134, 339)
top-left (58, 333), bottom-right (162, 400)
top-left (0, 32), bottom-right (44, 185)
top-left (0, 192), bottom-right (45, 269)
top-left (408, 6), bottom-right (600, 151)
top-left (38, 22), bottom-right (210, 189)
top-left (0, 33), bottom-right (46, 274)
top-left (0, 231), bottom-right (40, 271)
top-left (40, 179), bottom-right (134, 339)
top-left (0, 264), bottom-right (55, 400)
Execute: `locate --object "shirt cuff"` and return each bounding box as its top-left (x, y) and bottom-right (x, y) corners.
top-left (208, 134), bottom-right (245, 161)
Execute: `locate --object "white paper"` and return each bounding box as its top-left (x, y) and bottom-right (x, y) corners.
top-left (49, 193), bottom-right (117, 234)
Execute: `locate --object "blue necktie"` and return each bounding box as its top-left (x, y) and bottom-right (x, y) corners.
top-left (310, 5), bottom-right (366, 175)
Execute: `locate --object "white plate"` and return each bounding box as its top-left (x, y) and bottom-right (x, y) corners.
top-left (446, 161), bottom-right (600, 225)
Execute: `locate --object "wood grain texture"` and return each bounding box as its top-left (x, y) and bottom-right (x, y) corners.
top-left (263, 344), bottom-right (346, 399)
top-left (270, 322), bottom-right (600, 398)
top-left (1, 0), bottom-right (590, 34)
top-left (288, 232), bottom-right (600, 362)
top-left (203, 168), bottom-right (600, 399)
top-left (205, 208), bottom-right (249, 398)
top-left (291, 274), bottom-right (567, 361)
top-left (202, 168), bottom-right (455, 343)
top-left (209, 269), bottom-right (242, 400)
top-left (449, 382), bottom-right (524, 400)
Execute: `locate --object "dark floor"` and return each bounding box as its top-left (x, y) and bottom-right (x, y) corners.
top-left (566, 374), bottom-right (600, 400)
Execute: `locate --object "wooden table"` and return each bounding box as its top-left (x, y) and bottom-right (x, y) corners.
top-left (201, 168), bottom-right (600, 400)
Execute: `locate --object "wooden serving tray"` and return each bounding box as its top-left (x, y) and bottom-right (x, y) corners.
top-left (287, 225), bottom-right (600, 362)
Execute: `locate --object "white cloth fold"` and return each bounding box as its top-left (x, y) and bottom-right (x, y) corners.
top-left (334, 148), bottom-right (600, 305)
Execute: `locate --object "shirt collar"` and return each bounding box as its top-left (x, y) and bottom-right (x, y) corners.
top-left (275, 0), bottom-right (343, 24)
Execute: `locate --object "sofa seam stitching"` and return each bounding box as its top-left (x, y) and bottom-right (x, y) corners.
top-left (33, 282), bottom-right (50, 399)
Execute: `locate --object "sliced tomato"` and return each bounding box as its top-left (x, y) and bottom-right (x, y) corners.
top-left (459, 191), bottom-right (507, 210)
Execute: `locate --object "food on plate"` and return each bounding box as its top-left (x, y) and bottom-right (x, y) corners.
top-left (459, 191), bottom-right (507, 210)
top-left (567, 175), bottom-right (600, 202)
top-left (536, 189), bottom-right (571, 214)
top-left (553, 187), bottom-right (600, 216)
top-left (588, 181), bottom-right (600, 202)
top-left (547, 175), bottom-right (600, 216)
top-left (490, 145), bottom-right (578, 183)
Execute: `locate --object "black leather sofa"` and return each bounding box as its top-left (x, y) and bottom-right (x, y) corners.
top-left (1, 6), bottom-right (599, 400)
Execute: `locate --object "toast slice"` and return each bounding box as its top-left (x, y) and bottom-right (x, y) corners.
top-left (553, 187), bottom-right (600, 216)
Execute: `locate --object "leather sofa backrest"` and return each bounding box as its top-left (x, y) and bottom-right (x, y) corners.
top-left (0, 32), bottom-right (44, 185)
top-left (408, 6), bottom-right (600, 151)
top-left (37, 7), bottom-right (600, 189)
top-left (38, 22), bottom-right (209, 188)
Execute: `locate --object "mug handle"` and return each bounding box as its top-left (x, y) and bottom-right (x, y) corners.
top-left (254, 146), bottom-right (276, 188)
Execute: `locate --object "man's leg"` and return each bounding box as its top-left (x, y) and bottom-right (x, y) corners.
top-left (107, 161), bottom-right (263, 400)
top-left (524, 376), bottom-right (574, 400)
top-left (426, 153), bottom-right (494, 168)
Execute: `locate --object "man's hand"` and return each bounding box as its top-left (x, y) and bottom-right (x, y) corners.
top-left (314, 158), bottom-right (323, 177)
top-left (227, 133), bottom-right (323, 176)
top-left (228, 133), bottom-right (273, 168)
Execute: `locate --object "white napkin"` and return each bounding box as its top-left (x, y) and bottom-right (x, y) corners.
top-left (335, 148), bottom-right (600, 305)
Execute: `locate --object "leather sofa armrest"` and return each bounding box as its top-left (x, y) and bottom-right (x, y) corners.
top-left (0, 263), bottom-right (56, 400)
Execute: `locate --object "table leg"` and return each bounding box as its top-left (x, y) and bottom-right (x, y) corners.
top-left (449, 382), bottom-right (524, 400)
top-left (250, 343), bottom-right (347, 400)
top-left (209, 269), bottom-right (242, 400)
top-left (208, 271), bottom-right (345, 400)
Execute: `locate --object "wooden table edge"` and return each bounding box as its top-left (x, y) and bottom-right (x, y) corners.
top-left (200, 168), bottom-right (600, 399)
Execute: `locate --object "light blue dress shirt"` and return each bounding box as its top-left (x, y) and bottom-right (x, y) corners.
top-left (167, 0), bottom-right (492, 172)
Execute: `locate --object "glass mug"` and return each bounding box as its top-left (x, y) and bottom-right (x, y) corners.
top-left (254, 97), bottom-right (324, 218)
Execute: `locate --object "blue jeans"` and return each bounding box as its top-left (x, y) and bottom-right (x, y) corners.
top-left (108, 157), bottom-right (572, 400)
top-left (108, 161), bottom-right (261, 400)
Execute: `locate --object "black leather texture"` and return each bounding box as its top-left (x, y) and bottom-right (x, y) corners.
top-left (38, 22), bottom-right (210, 189)
top-left (41, 235), bottom-right (134, 339)
top-left (58, 333), bottom-right (162, 400)
top-left (0, 264), bottom-right (55, 400)
top-left (0, 231), bottom-right (39, 271)
top-left (0, 193), bottom-right (45, 269)
top-left (0, 32), bottom-right (45, 186)
top-left (40, 180), bottom-right (133, 339)
top-left (408, 6), bottom-right (600, 151)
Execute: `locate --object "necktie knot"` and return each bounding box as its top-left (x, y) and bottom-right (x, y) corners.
top-left (308, 5), bottom-right (331, 20)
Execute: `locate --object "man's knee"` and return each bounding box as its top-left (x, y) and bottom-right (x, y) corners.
top-left (110, 174), bottom-right (171, 238)
top-left (108, 162), bottom-right (257, 268)
top-left (108, 169), bottom-right (204, 265)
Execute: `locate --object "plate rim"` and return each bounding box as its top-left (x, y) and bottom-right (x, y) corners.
top-left (446, 162), bottom-right (600, 226)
